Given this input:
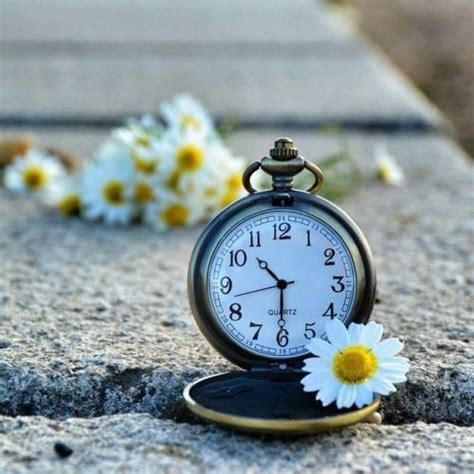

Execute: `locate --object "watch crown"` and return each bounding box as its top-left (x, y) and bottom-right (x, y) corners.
top-left (270, 137), bottom-right (298, 161)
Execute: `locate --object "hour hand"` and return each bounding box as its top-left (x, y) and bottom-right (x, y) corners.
top-left (256, 258), bottom-right (280, 282)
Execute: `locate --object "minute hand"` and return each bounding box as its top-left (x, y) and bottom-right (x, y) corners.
top-left (235, 281), bottom-right (295, 298)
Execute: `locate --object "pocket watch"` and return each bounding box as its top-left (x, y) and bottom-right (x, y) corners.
top-left (184, 138), bottom-right (378, 434)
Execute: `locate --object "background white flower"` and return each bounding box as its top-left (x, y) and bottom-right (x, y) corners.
top-left (160, 94), bottom-right (214, 137)
top-left (301, 319), bottom-right (409, 409)
top-left (4, 149), bottom-right (65, 196)
top-left (80, 158), bottom-right (135, 225)
top-left (1, 95), bottom-right (248, 230)
top-left (46, 175), bottom-right (81, 216)
top-left (164, 129), bottom-right (221, 195)
top-left (375, 144), bottom-right (405, 186)
top-left (144, 194), bottom-right (205, 231)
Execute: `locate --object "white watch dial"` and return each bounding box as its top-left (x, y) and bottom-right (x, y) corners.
top-left (208, 209), bottom-right (357, 359)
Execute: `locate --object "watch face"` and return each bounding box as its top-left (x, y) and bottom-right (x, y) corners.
top-left (207, 209), bottom-right (357, 359)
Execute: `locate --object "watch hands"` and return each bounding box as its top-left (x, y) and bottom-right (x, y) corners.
top-left (234, 280), bottom-right (295, 297)
top-left (255, 257), bottom-right (290, 338)
top-left (278, 287), bottom-right (286, 331)
top-left (256, 257), bottom-right (281, 282)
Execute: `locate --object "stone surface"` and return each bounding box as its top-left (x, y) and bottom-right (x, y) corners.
top-left (0, 49), bottom-right (441, 124)
top-left (0, 415), bottom-right (473, 473)
top-left (0, 0), bottom-right (350, 44)
top-left (0, 131), bottom-right (472, 427)
top-left (0, 1), bottom-right (442, 125)
top-left (0, 0), bottom-right (472, 472)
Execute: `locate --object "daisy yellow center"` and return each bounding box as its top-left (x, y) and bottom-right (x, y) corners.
top-left (167, 170), bottom-right (180, 191)
top-left (220, 189), bottom-right (239, 208)
top-left (377, 164), bottom-right (392, 183)
top-left (181, 115), bottom-right (201, 131)
top-left (333, 346), bottom-right (377, 384)
top-left (135, 135), bottom-right (151, 147)
top-left (134, 157), bottom-right (157, 175)
top-left (58, 194), bottom-right (81, 216)
top-left (176, 144), bottom-right (204, 173)
top-left (135, 182), bottom-right (154, 204)
top-left (23, 166), bottom-right (48, 190)
top-left (102, 181), bottom-right (125, 206)
top-left (161, 204), bottom-right (189, 227)
top-left (227, 173), bottom-right (242, 191)
top-left (204, 186), bottom-right (217, 198)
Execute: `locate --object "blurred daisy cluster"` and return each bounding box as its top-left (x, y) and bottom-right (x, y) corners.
top-left (2, 95), bottom-right (246, 230)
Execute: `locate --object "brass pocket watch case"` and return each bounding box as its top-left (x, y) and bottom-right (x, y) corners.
top-left (185, 138), bottom-right (377, 434)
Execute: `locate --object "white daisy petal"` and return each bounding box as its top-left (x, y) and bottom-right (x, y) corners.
top-left (348, 322), bottom-right (363, 344)
top-left (307, 338), bottom-right (337, 359)
top-left (325, 319), bottom-right (351, 349)
top-left (316, 378), bottom-right (341, 406)
top-left (378, 356), bottom-right (410, 369)
top-left (354, 384), bottom-right (374, 408)
top-left (302, 357), bottom-right (331, 373)
top-left (373, 338), bottom-right (404, 357)
top-left (336, 384), bottom-right (356, 409)
top-left (377, 370), bottom-right (407, 384)
top-left (301, 373), bottom-right (326, 392)
top-left (368, 376), bottom-right (397, 396)
top-left (360, 321), bottom-right (384, 348)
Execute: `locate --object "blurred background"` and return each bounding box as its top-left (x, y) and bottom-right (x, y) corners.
top-left (348, 0), bottom-right (474, 156)
top-left (0, 0), bottom-right (472, 156)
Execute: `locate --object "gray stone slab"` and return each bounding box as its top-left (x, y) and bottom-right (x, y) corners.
top-left (0, 129), bottom-right (472, 426)
top-left (0, 415), bottom-right (472, 473)
top-left (0, 0), bottom-right (350, 44)
top-left (0, 51), bottom-right (441, 124)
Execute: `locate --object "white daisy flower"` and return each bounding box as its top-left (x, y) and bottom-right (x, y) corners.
top-left (80, 157), bottom-right (135, 225)
top-left (165, 129), bottom-right (220, 195)
top-left (375, 145), bottom-right (405, 186)
top-left (133, 174), bottom-right (159, 208)
top-left (95, 138), bottom-right (133, 166)
top-left (144, 193), bottom-right (205, 231)
top-left (46, 175), bottom-right (81, 216)
top-left (301, 319), bottom-right (409, 409)
top-left (4, 149), bottom-right (65, 196)
top-left (109, 124), bottom-right (174, 183)
top-left (160, 94), bottom-right (214, 137)
top-left (203, 155), bottom-right (246, 210)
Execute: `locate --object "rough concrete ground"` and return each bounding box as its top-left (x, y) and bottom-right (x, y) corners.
top-left (0, 131), bottom-right (473, 473)
top-left (0, 0), bottom-right (473, 472)
top-left (1, 416), bottom-right (472, 473)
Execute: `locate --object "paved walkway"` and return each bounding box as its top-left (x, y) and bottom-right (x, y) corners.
top-left (0, 1), bottom-right (472, 472)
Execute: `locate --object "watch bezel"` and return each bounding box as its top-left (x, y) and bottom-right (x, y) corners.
top-left (187, 190), bottom-right (376, 370)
